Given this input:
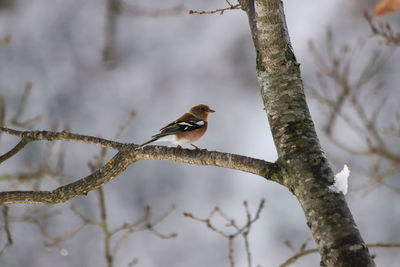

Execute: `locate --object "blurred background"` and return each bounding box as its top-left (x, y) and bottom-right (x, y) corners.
top-left (0, 0), bottom-right (399, 266)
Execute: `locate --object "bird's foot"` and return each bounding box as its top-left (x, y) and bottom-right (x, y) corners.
top-left (177, 145), bottom-right (183, 149)
top-left (190, 144), bottom-right (200, 150)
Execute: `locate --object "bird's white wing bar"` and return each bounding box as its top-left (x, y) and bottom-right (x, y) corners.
top-left (175, 120), bottom-right (205, 131)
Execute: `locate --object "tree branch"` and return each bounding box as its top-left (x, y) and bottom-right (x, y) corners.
top-left (0, 205), bottom-right (13, 256)
top-left (0, 127), bottom-right (279, 205)
top-left (189, 1), bottom-right (240, 15)
top-left (280, 243), bottom-right (400, 267)
top-left (0, 138), bottom-right (30, 164)
top-left (0, 126), bottom-right (125, 150)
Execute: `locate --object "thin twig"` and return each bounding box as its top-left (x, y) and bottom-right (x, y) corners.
top-left (0, 138), bottom-right (30, 164)
top-left (189, 1), bottom-right (240, 15)
top-left (0, 95), bottom-right (5, 128)
top-left (10, 82), bottom-right (41, 128)
top-left (98, 188), bottom-right (113, 267)
top-left (364, 11), bottom-right (400, 46)
top-left (307, 29), bottom-right (400, 194)
top-left (111, 204), bottom-right (177, 256)
top-left (184, 199), bottom-right (265, 267)
top-left (280, 242), bottom-right (400, 267)
top-left (0, 205), bottom-right (13, 256)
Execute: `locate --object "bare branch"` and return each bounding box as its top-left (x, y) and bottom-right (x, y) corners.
top-left (228, 236), bottom-right (235, 267)
top-left (0, 138), bottom-right (30, 164)
top-left (189, 1), bottom-right (240, 15)
top-left (0, 96), bottom-right (5, 128)
top-left (0, 126), bottom-right (125, 151)
top-left (10, 82), bottom-right (41, 128)
top-left (279, 248), bottom-right (318, 267)
top-left (111, 204), bottom-right (177, 256)
top-left (280, 242), bottom-right (400, 267)
top-left (97, 188), bottom-right (113, 267)
top-left (364, 11), bottom-right (400, 46)
top-left (102, 0), bottom-right (183, 67)
top-left (0, 127), bottom-right (278, 205)
top-left (42, 222), bottom-right (86, 255)
top-left (307, 28), bottom-right (400, 190)
top-left (127, 258), bottom-right (139, 267)
top-left (184, 199), bottom-right (265, 267)
top-left (0, 205), bottom-right (13, 256)
top-left (114, 109), bottom-right (136, 140)
top-left (4, 207), bottom-right (86, 256)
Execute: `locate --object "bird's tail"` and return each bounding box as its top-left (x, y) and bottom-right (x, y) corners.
top-left (137, 137), bottom-right (159, 148)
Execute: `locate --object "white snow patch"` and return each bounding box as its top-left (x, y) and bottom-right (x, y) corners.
top-left (329, 164), bottom-right (350, 195)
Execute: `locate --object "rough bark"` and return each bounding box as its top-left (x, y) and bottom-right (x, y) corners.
top-left (238, 0), bottom-right (375, 266)
top-left (0, 127), bottom-right (280, 204)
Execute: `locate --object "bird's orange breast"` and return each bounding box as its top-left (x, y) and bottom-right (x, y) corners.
top-left (177, 123), bottom-right (208, 142)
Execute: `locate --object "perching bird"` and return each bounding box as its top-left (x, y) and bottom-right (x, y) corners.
top-left (139, 104), bottom-right (215, 149)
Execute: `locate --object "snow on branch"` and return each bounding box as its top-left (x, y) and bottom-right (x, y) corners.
top-left (329, 165), bottom-right (350, 195)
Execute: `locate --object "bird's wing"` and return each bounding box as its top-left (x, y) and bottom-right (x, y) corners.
top-left (153, 113), bottom-right (205, 138)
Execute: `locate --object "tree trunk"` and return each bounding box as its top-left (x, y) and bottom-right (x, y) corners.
top-left (238, 0), bottom-right (376, 266)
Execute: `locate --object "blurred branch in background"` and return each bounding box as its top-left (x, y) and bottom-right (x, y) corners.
top-left (0, 82), bottom-right (41, 142)
top-left (0, 90), bottom-right (176, 267)
top-left (0, 85), bottom-right (277, 267)
top-left (109, 203), bottom-right (177, 266)
top-left (0, 103), bottom-right (74, 257)
top-left (0, 205), bottom-right (12, 257)
top-left (306, 28), bottom-right (400, 194)
top-left (280, 238), bottom-right (315, 267)
top-left (102, 0), bottom-right (184, 68)
top-left (0, 87), bottom-right (79, 257)
top-left (0, 0), bottom-right (14, 10)
top-left (9, 82), bottom-right (42, 129)
top-left (87, 116), bottom-right (177, 267)
top-left (103, 0), bottom-right (119, 68)
top-left (103, 0), bottom-right (240, 67)
top-left (1, 198), bottom-right (176, 266)
top-left (184, 199), bottom-right (265, 267)
top-left (0, 35), bottom-right (11, 49)
top-left (365, 11), bottom-right (400, 46)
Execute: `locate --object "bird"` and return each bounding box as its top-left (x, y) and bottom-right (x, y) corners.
top-left (139, 104), bottom-right (215, 149)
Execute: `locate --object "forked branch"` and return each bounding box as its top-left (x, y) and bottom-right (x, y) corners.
top-left (0, 127), bottom-right (280, 205)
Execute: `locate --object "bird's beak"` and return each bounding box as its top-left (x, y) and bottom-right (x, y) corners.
top-left (208, 108), bottom-right (215, 113)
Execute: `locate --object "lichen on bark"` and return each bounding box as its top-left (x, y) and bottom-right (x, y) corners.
top-left (239, 0), bottom-right (376, 266)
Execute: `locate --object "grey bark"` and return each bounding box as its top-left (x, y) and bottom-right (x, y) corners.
top-left (238, 0), bottom-right (376, 266)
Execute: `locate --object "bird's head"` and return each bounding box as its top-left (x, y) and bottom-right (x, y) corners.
top-left (189, 104), bottom-right (215, 120)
